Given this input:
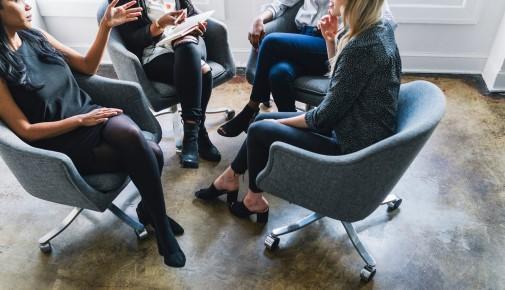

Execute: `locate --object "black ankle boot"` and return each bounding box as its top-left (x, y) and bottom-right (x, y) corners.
top-left (180, 121), bottom-right (199, 168)
top-left (153, 219), bottom-right (186, 268)
top-left (198, 125), bottom-right (221, 162)
top-left (217, 104), bottom-right (259, 137)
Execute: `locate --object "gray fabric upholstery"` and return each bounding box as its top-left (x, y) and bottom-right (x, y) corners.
top-left (293, 76), bottom-right (329, 106)
top-left (97, 0), bottom-right (236, 112)
top-left (256, 81), bottom-right (446, 223)
top-left (0, 74), bottom-right (161, 212)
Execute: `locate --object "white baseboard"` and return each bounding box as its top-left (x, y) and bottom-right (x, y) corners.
top-left (400, 52), bottom-right (487, 74)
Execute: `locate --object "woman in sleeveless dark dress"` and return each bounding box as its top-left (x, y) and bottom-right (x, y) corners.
top-left (0, 0), bottom-right (185, 267)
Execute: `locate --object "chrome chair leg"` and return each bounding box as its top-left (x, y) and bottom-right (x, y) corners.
top-left (264, 212), bottom-right (324, 250)
top-left (381, 193), bottom-right (402, 211)
top-left (108, 203), bottom-right (148, 240)
top-left (341, 222), bottom-right (377, 282)
top-left (38, 207), bottom-right (83, 253)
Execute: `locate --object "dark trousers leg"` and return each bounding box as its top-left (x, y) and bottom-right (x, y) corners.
top-left (74, 115), bottom-right (168, 224)
top-left (250, 33), bottom-right (328, 105)
top-left (231, 112), bottom-right (341, 192)
top-left (144, 41), bottom-right (210, 122)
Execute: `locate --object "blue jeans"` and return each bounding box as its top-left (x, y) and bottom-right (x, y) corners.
top-left (231, 112), bottom-right (341, 193)
top-left (251, 31), bottom-right (328, 112)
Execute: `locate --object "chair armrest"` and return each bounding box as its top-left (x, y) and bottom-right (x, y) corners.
top-left (0, 123), bottom-right (107, 211)
top-left (256, 139), bottom-right (419, 222)
top-left (204, 18), bottom-right (236, 86)
top-left (74, 73), bottom-right (162, 143)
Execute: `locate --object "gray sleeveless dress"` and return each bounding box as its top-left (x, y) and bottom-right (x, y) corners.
top-left (7, 41), bottom-right (104, 162)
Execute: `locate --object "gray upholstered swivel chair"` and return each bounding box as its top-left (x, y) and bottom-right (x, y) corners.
top-left (0, 74), bottom-right (162, 253)
top-left (97, 0), bottom-right (236, 150)
top-left (257, 81), bottom-right (446, 281)
top-left (246, 1), bottom-right (329, 109)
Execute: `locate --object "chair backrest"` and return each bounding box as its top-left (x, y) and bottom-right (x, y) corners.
top-left (329, 80), bottom-right (446, 221)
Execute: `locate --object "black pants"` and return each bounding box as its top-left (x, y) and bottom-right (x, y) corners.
top-left (144, 41), bottom-right (212, 122)
top-left (74, 114), bottom-right (168, 228)
top-left (231, 112), bottom-right (341, 193)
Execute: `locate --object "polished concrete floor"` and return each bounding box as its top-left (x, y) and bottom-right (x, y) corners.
top-left (0, 75), bottom-right (504, 290)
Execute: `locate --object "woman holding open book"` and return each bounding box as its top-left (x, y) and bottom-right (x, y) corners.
top-left (113, 0), bottom-right (221, 169)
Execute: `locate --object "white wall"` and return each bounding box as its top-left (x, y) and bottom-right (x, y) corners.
top-left (35, 0), bottom-right (505, 91)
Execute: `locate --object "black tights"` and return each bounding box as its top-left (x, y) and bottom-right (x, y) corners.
top-left (144, 41), bottom-right (212, 123)
top-left (74, 115), bottom-right (179, 255)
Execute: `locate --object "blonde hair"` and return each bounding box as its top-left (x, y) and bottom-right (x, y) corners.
top-left (329, 0), bottom-right (384, 72)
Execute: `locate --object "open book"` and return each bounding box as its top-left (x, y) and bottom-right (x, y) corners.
top-left (156, 10), bottom-right (215, 47)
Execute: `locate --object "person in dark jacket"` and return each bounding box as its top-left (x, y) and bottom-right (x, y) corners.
top-left (195, 0), bottom-right (401, 224)
top-left (113, 0), bottom-right (221, 168)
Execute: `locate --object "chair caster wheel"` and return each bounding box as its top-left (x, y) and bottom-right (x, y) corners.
top-left (264, 234), bottom-right (280, 251)
top-left (387, 198), bottom-right (402, 212)
top-left (226, 110), bottom-right (235, 121)
top-left (135, 228), bottom-right (149, 240)
top-left (360, 265), bottom-right (376, 282)
top-left (39, 242), bottom-right (52, 254)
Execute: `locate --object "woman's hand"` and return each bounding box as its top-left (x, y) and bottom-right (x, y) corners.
top-left (187, 21), bottom-right (207, 37)
top-left (76, 108), bottom-right (123, 126)
top-left (101, 0), bottom-right (143, 29)
top-left (158, 9), bottom-right (187, 28)
top-left (318, 14), bottom-right (339, 43)
top-left (248, 17), bottom-right (265, 49)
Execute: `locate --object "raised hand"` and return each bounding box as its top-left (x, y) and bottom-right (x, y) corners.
top-left (77, 108), bottom-right (123, 126)
top-left (102, 0), bottom-right (143, 29)
top-left (318, 14), bottom-right (339, 42)
top-left (158, 9), bottom-right (187, 28)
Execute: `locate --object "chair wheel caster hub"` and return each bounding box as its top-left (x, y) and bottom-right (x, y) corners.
top-left (360, 265), bottom-right (376, 282)
top-left (264, 234), bottom-right (280, 251)
top-left (387, 198), bottom-right (402, 212)
top-left (135, 228), bottom-right (149, 240)
top-left (39, 242), bottom-right (52, 254)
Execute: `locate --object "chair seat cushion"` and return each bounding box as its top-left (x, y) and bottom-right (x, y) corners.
top-left (208, 61), bottom-right (226, 80)
top-left (82, 130), bottom-right (155, 192)
top-left (152, 81), bottom-right (177, 97)
top-left (293, 76), bottom-right (330, 106)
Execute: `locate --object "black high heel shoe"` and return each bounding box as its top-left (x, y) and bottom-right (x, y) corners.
top-left (195, 183), bottom-right (238, 205)
top-left (217, 104), bottom-right (259, 137)
top-left (136, 203), bottom-right (184, 236)
top-left (229, 201), bottom-right (269, 224)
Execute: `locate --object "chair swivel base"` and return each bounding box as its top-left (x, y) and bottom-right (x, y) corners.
top-left (264, 193), bottom-right (402, 282)
top-left (38, 204), bottom-right (148, 254)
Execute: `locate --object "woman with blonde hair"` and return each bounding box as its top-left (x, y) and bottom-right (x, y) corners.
top-left (196, 0), bottom-right (401, 223)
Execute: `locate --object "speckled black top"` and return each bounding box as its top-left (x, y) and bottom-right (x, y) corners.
top-left (305, 17), bottom-right (402, 154)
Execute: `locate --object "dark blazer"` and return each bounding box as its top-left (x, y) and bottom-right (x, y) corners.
top-left (112, 0), bottom-right (198, 61)
top-left (305, 18), bottom-right (402, 154)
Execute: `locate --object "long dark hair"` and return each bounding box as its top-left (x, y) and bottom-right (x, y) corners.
top-left (0, 15), bottom-right (65, 90)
